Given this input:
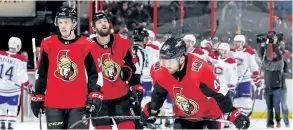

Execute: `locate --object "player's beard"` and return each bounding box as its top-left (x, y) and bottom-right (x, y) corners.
top-left (96, 28), bottom-right (111, 37)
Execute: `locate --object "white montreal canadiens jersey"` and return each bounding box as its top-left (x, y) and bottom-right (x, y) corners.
top-left (142, 42), bottom-right (160, 82)
top-left (232, 47), bottom-right (259, 83)
top-left (0, 51), bottom-right (29, 96)
top-left (211, 57), bottom-right (238, 93)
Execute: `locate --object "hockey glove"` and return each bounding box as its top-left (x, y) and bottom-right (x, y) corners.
top-left (86, 92), bottom-right (103, 114)
top-left (120, 65), bottom-right (132, 81)
top-left (252, 71), bottom-right (262, 88)
top-left (22, 81), bottom-right (33, 94)
top-left (228, 108), bottom-right (250, 129)
top-left (133, 85), bottom-right (145, 102)
top-left (140, 102), bottom-right (160, 126)
top-left (30, 93), bottom-right (45, 118)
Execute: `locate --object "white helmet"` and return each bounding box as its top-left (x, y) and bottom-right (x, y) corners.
top-left (218, 42), bottom-right (230, 54)
top-left (233, 35), bottom-right (246, 46)
top-left (8, 36), bottom-right (22, 52)
top-left (182, 34), bottom-right (196, 45)
top-left (147, 30), bottom-right (155, 42)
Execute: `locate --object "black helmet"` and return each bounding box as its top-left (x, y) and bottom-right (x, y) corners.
top-left (160, 37), bottom-right (186, 59)
top-left (132, 27), bottom-right (149, 42)
top-left (54, 7), bottom-right (77, 26)
top-left (92, 11), bottom-right (109, 27)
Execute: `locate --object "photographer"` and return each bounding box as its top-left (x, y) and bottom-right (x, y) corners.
top-left (260, 32), bottom-right (284, 128)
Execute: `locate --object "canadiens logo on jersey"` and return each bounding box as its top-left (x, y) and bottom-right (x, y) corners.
top-left (54, 50), bottom-right (78, 82)
top-left (173, 87), bottom-right (199, 116)
top-left (235, 58), bottom-right (243, 66)
top-left (100, 53), bottom-right (121, 82)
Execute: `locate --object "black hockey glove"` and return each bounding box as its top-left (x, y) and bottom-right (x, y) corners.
top-left (130, 85), bottom-right (145, 103)
top-left (86, 91), bottom-right (103, 114)
top-left (140, 102), bottom-right (160, 126)
top-left (120, 65), bottom-right (132, 81)
top-left (228, 108), bottom-right (250, 129)
top-left (30, 93), bottom-right (45, 118)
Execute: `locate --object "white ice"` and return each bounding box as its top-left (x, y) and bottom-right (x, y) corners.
top-left (14, 119), bottom-right (292, 130)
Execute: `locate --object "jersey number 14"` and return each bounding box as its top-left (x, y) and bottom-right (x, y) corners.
top-left (0, 64), bottom-right (14, 81)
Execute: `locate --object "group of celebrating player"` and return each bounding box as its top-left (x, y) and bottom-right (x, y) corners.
top-left (0, 7), bottom-right (262, 130)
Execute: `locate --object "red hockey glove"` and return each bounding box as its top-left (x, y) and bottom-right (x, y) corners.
top-left (228, 108), bottom-right (250, 129)
top-left (140, 102), bottom-right (160, 126)
top-left (133, 85), bottom-right (145, 96)
top-left (120, 65), bottom-right (132, 81)
top-left (30, 93), bottom-right (45, 118)
top-left (86, 91), bottom-right (103, 114)
top-left (252, 71), bottom-right (262, 88)
top-left (22, 81), bottom-right (33, 94)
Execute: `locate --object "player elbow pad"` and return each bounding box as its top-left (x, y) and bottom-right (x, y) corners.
top-left (120, 65), bottom-right (133, 81)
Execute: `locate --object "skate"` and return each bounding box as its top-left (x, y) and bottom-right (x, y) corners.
top-left (7, 122), bottom-right (13, 130)
top-left (0, 122), bottom-right (5, 130)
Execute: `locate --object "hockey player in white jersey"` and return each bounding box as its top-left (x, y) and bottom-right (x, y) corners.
top-left (0, 37), bottom-right (30, 130)
top-left (231, 35), bottom-right (261, 117)
top-left (209, 42), bottom-right (238, 128)
top-left (210, 43), bottom-right (238, 95)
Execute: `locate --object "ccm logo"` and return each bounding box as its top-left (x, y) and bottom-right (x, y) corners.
top-left (31, 96), bottom-right (44, 102)
top-left (234, 111), bottom-right (240, 117)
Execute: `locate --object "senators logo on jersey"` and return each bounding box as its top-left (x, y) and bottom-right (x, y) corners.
top-left (100, 53), bottom-right (121, 82)
top-left (54, 50), bottom-right (78, 82)
top-left (173, 87), bottom-right (199, 116)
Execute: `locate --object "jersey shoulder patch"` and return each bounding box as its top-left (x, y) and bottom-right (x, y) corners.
top-left (86, 37), bottom-right (96, 43)
top-left (43, 35), bottom-right (53, 41)
top-left (118, 34), bottom-right (128, 39)
top-left (152, 61), bottom-right (161, 71)
top-left (243, 47), bottom-right (256, 55)
top-left (224, 57), bottom-right (236, 64)
top-left (191, 59), bottom-right (203, 72)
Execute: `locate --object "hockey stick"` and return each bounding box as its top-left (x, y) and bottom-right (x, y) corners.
top-left (69, 115), bottom-right (231, 129)
top-left (32, 38), bottom-right (37, 70)
top-left (0, 78), bottom-right (31, 93)
top-left (211, 19), bottom-right (220, 39)
top-left (32, 38), bottom-right (42, 130)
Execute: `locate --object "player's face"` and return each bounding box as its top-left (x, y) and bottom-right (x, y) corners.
top-left (218, 49), bottom-right (226, 56)
top-left (184, 39), bottom-right (194, 52)
top-left (57, 18), bottom-right (75, 37)
top-left (160, 58), bottom-right (180, 74)
top-left (233, 40), bottom-right (242, 49)
top-left (94, 18), bottom-right (111, 37)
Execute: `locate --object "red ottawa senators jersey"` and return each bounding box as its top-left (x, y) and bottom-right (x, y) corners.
top-left (150, 53), bottom-right (223, 119)
top-left (35, 35), bottom-right (102, 108)
top-left (84, 34), bottom-right (140, 100)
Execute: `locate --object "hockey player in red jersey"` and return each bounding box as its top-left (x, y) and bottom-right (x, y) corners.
top-left (30, 7), bottom-right (103, 129)
top-left (84, 11), bottom-right (145, 129)
top-left (140, 37), bottom-right (250, 129)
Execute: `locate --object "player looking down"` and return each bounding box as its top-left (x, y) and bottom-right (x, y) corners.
top-left (140, 37), bottom-right (250, 129)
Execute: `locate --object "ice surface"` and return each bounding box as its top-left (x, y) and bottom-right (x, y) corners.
top-left (14, 119), bottom-right (292, 130)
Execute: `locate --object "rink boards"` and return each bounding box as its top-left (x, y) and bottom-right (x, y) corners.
top-left (24, 71), bottom-right (292, 119)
